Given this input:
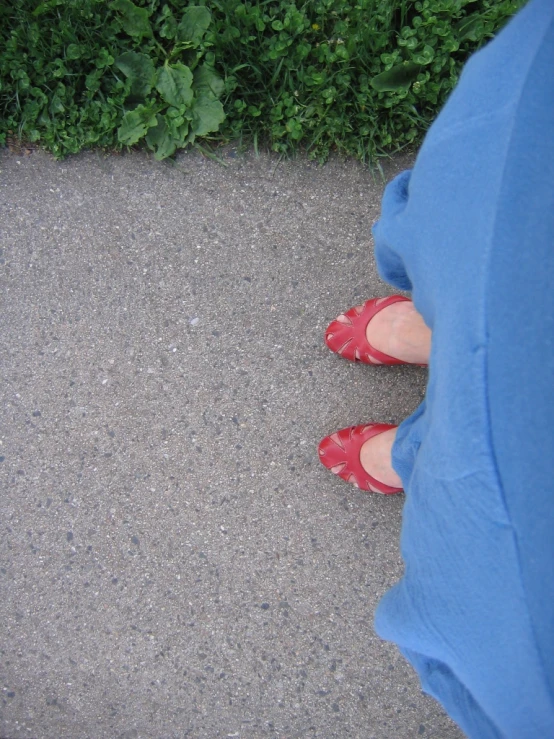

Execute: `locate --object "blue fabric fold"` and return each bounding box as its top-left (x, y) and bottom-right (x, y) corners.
top-left (372, 0), bottom-right (554, 735)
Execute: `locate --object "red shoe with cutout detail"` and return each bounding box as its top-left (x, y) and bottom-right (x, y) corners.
top-left (318, 423), bottom-right (403, 494)
top-left (325, 295), bottom-right (427, 366)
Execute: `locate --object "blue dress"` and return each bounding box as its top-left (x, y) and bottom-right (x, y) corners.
top-left (372, 0), bottom-right (554, 736)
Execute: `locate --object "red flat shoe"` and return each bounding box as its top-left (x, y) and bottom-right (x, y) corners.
top-left (325, 295), bottom-right (427, 366)
top-left (318, 423), bottom-right (403, 494)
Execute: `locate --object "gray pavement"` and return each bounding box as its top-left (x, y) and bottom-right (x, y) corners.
top-left (0, 147), bottom-right (462, 739)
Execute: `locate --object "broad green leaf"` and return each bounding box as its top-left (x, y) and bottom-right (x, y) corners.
top-left (177, 6), bottom-right (211, 46)
top-left (191, 95), bottom-right (225, 136)
top-left (146, 115), bottom-right (178, 160)
top-left (193, 64), bottom-right (224, 100)
top-left (456, 15), bottom-right (484, 43)
top-left (166, 106), bottom-right (184, 122)
top-left (160, 15), bottom-right (178, 40)
top-left (156, 63), bottom-right (193, 107)
top-left (117, 104), bottom-right (157, 145)
top-left (370, 62), bottom-right (421, 92)
top-left (166, 116), bottom-right (189, 144)
top-left (111, 0), bottom-right (152, 39)
top-left (49, 96), bottom-right (65, 115)
top-left (115, 52), bottom-right (155, 98)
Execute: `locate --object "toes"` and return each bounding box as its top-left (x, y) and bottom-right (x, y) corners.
top-left (336, 338), bottom-right (353, 357)
top-left (360, 424), bottom-right (377, 434)
top-left (335, 313), bottom-right (352, 325)
top-left (328, 432), bottom-right (345, 451)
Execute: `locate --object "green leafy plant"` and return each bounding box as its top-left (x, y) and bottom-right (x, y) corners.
top-left (208, 0), bottom-right (526, 161)
top-left (0, 0), bottom-right (225, 159)
top-left (0, 0), bottom-right (525, 162)
top-left (111, 2), bottom-right (225, 159)
top-left (1, 0), bottom-right (122, 156)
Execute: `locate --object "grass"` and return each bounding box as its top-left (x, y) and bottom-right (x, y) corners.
top-left (0, 0), bottom-right (527, 162)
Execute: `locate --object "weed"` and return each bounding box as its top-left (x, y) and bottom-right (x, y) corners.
top-left (209, 0), bottom-right (526, 161)
top-left (0, 0), bottom-right (525, 161)
top-left (0, 0), bottom-right (225, 158)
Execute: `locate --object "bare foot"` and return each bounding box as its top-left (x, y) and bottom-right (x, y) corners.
top-left (362, 300), bottom-right (431, 365)
top-left (360, 427), bottom-right (402, 490)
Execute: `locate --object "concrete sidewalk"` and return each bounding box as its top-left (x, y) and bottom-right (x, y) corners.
top-left (0, 148), bottom-right (462, 739)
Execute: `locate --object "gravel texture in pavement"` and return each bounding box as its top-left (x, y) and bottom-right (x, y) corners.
top-left (0, 148), bottom-right (462, 739)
